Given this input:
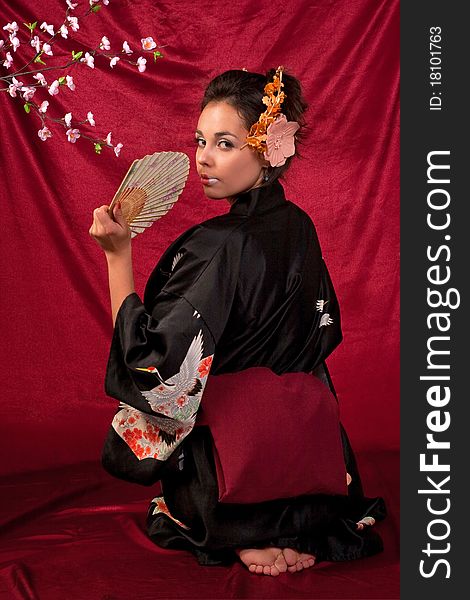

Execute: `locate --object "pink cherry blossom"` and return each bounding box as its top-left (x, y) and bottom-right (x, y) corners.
top-left (141, 37), bottom-right (156, 50)
top-left (114, 143), bottom-right (123, 157)
top-left (105, 131), bottom-right (112, 145)
top-left (66, 1), bottom-right (78, 9)
top-left (103, 1), bottom-right (110, 6)
top-left (81, 52), bottom-right (94, 68)
top-left (67, 16), bottom-right (79, 32)
top-left (2, 22), bottom-right (19, 35)
top-left (39, 100), bottom-right (49, 113)
top-left (38, 127), bottom-right (52, 141)
top-left (66, 75), bottom-right (75, 90)
top-left (10, 35), bottom-right (20, 52)
top-left (30, 35), bottom-right (41, 53)
top-left (137, 57), bottom-right (146, 73)
top-left (2, 52), bottom-right (13, 69)
top-left (21, 87), bottom-right (36, 101)
top-left (33, 73), bottom-right (47, 86)
top-left (109, 56), bottom-right (120, 68)
top-left (100, 36), bottom-right (110, 50)
top-left (48, 80), bottom-right (60, 96)
top-left (40, 22), bottom-right (55, 36)
top-left (60, 24), bottom-right (69, 39)
top-left (42, 43), bottom-right (53, 56)
top-left (66, 128), bottom-right (81, 143)
top-left (87, 112), bottom-right (95, 126)
top-left (263, 114), bottom-right (300, 167)
top-left (64, 112), bottom-right (73, 127)
top-left (122, 41), bottom-right (132, 54)
top-left (8, 77), bottom-right (23, 97)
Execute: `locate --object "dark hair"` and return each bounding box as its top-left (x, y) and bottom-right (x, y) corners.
top-left (200, 67), bottom-right (309, 186)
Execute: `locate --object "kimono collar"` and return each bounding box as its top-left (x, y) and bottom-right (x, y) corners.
top-left (228, 178), bottom-right (287, 216)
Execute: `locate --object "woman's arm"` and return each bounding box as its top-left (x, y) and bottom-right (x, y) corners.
top-left (89, 202), bottom-right (135, 325)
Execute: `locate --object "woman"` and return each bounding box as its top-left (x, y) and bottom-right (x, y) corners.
top-left (90, 67), bottom-right (386, 577)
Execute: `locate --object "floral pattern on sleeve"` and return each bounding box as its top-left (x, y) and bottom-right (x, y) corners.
top-left (112, 329), bottom-right (214, 462)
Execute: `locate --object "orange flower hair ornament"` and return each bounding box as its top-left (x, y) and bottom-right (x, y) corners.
top-left (240, 66), bottom-right (300, 168)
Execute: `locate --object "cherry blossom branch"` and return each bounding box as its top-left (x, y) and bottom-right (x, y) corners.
top-left (0, 0), bottom-right (165, 156)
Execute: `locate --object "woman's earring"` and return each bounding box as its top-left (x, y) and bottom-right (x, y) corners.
top-left (263, 170), bottom-right (269, 181)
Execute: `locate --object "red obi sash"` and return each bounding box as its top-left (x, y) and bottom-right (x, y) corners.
top-left (195, 367), bottom-right (348, 504)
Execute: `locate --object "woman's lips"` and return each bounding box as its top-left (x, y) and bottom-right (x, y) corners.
top-left (200, 176), bottom-right (219, 186)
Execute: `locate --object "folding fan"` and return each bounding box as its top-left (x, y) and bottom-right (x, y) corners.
top-left (108, 151), bottom-right (190, 238)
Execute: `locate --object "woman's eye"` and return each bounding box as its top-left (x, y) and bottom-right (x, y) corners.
top-left (193, 138), bottom-right (233, 149)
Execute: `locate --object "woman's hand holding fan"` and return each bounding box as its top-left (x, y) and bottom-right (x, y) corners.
top-left (107, 151), bottom-right (190, 238)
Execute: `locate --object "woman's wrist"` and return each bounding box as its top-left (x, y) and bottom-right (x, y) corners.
top-left (105, 246), bottom-right (132, 264)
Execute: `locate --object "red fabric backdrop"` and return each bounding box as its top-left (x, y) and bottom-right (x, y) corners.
top-left (0, 1), bottom-right (399, 598)
top-left (0, 0), bottom-right (399, 475)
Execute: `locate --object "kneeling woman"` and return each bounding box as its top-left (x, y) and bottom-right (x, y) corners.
top-left (90, 66), bottom-right (386, 576)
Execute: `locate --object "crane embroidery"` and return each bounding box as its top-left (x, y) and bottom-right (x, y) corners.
top-left (319, 313), bottom-right (334, 327)
top-left (112, 329), bottom-right (214, 461)
top-left (316, 299), bottom-right (329, 312)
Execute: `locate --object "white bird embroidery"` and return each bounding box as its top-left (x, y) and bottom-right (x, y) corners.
top-left (132, 330), bottom-right (207, 441)
top-left (319, 313), bottom-right (334, 327)
top-left (171, 252), bottom-right (184, 272)
top-left (316, 299), bottom-right (329, 312)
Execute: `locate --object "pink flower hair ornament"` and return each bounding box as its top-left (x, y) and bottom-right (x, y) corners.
top-left (264, 113), bottom-right (300, 167)
top-left (240, 66), bottom-right (300, 168)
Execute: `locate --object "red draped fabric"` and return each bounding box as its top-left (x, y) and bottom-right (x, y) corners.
top-left (0, 0), bottom-right (399, 598)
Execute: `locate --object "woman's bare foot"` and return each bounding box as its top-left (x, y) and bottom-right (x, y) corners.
top-left (282, 547), bottom-right (316, 572)
top-left (236, 547), bottom-right (288, 576)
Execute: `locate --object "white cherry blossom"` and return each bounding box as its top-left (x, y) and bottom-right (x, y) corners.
top-left (8, 77), bottom-right (24, 98)
top-left (141, 37), bottom-right (156, 50)
top-left (39, 100), bottom-right (49, 113)
top-left (122, 41), bottom-right (132, 54)
top-left (105, 131), bottom-right (112, 145)
top-left (66, 1), bottom-right (78, 9)
top-left (40, 22), bottom-right (55, 36)
top-left (21, 87), bottom-right (36, 101)
top-left (48, 80), bottom-right (60, 95)
top-left (42, 43), bottom-right (53, 56)
top-left (81, 52), bottom-right (94, 68)
top-left (137, 56), bottom-right (146, 72)
top-left (66, 128), bottom-right (81, 143)
top-left (64, 112), bottom-right (73, 127)
top-left (30, 35), bottom-right (41, 53)
top-left (38, 126), bottom-right (52, 141)
top-left (33, 73), bottom-right (48, 86)
top-left (2, 22), bottom-right (19, 34)
top-left (60, 24), bottom-right (69, 38)
top-left (66, 75), bottom-right (75, 90)
top-left (0, 40), bottom-right (4, 50)
top-left (87, 111), bottom-right (95, 126)
top-left (67, 16), bottom-right (79, 32)
top-left (8, 80), bottom-right (22, 97)
top-left (109, 56), bottom-right (120, 68)
top-left (114, 142), bottom-right (123, 157)
top-left (10, 35), bottom-right (20, 52)
top-left (2, 51), bottom-right (13, 68)
top-left (100, 36), bottom-right (110, 50)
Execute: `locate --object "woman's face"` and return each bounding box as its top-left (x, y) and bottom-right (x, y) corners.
top-left (195, 101), bottom-right (268, 202)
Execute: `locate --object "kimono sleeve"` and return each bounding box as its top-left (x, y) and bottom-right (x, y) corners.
top-left (101, 226), bottom-right (242, 486)
top-left (102, 291), bottom-right (216, 485)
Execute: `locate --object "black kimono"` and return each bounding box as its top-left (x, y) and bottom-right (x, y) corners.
top-left (102, 178), bottom-right (386, 566)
